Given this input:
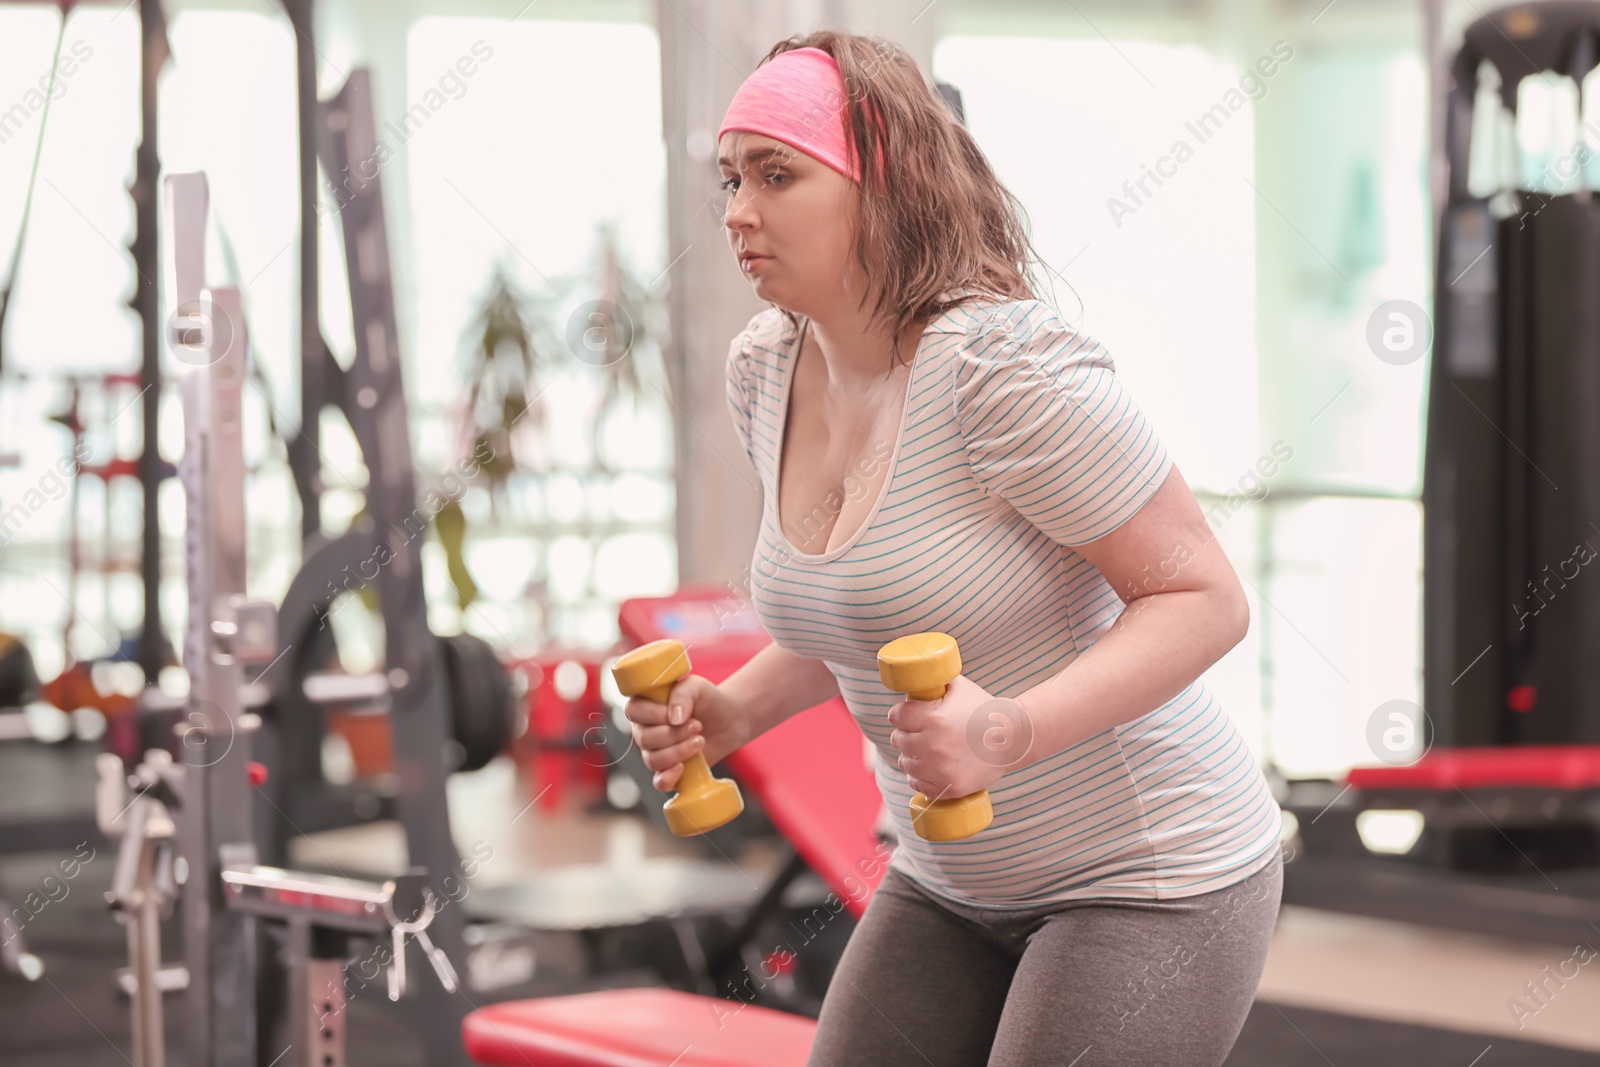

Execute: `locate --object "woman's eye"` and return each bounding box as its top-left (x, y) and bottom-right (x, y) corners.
top-left (718, 172), bottom-right (786, 195)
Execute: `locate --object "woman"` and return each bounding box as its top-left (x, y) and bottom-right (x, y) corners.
top-left (626, 30), bottom-right (1283, 1067)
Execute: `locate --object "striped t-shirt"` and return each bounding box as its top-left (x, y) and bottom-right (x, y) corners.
top-left (724, 290), bottom-right (1283, 907)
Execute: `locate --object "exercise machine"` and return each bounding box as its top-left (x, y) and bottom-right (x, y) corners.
top-left (0, 0), bottom-right (163, 984)
top-left (251, 59), bottom-right (513, 857)
top-left (1281, 0), bottom-right (1600, 943)
top-left (97, 168), bottom-right (465, 1067)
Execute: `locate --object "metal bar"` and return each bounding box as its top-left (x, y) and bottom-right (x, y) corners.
top-left (286, 0), bottom-right (324, 542)
top-left (168, 171), bottom-right (258, 1065)
top-left (286, 918), bottom-right (313, 1067)
top-left (114, 965), bottom-right (189, 996)
top-left (130, 836), bottom-right (165, 1067)
top-left (671, 916), bottom-right (716, 997)
top-left (302, 672), bottom-right (391, 703)
top-left (706, 844), bottom-right (809, 978)
top-left (135, 0), bottom-right (166, 684)
top-left (307, 957), bottom-right (347, 1067)
top-left (315, 69), bottom-right (467, 1065)
top-left (221, 867), bottom-right (393, 905)
top-left (1422, 0), bottom-right (1446, 251)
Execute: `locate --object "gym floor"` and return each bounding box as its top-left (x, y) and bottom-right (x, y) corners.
top-left (4, 743), bottom-right (1597, 1067)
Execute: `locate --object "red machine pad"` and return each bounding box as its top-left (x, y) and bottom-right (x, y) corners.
top-left (462, 987), bottom-right (815, 1067)
top-left (1345, 745), bottom-right (1600, 790)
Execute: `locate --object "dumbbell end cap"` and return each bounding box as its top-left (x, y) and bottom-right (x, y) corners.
top-left (664, 778), bottom-right (744, 836)
top-left (910, 789), bottom-right (993, 841)
top-left (878, 632), bottom-right (961, 697)
top-left (612, 639), bottom-right (691, 702)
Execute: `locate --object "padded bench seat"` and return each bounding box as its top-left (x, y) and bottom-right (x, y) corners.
top-left (1346, 745), bottom-right (1600, 791)
top-left (463, 987), bottom-right (815, 1067)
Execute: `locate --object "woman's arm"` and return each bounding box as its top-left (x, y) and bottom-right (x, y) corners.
top-left (626, 638), bottom-right (841, 792)
top-left (1012, 464), bottom-right (1250, 764)
top-left (717, 640), bottom-right (843, 743)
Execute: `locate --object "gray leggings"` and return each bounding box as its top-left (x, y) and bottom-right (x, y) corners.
top-left (807, 844), bottom-right (1283, 1067)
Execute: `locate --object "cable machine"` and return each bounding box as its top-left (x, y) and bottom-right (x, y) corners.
top-left (1282, 0), bottom-right (1600, 944)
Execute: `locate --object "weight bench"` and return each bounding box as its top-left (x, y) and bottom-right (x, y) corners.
top-left (1345, 744), bottom-right (1600, 790)
top-left (1340, 744), bottom-right (1600, 854)
top-left (1292, 742), bottom-right (1600, 883)
top-left (1283, 744), bottom-right (1600, 932)
top-left (462, 986), bottom-right (814, 1066)
top-left (463, 588), bottom-right (887, 1066)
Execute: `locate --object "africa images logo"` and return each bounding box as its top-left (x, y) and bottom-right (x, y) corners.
top-left (1106, 40), bottom-right (1295, 229)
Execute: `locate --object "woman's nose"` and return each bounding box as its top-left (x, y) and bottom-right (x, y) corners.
top-left (723, 198), bottom-right (748, 228)
top-left (723, 183), bottom-right (758, 226)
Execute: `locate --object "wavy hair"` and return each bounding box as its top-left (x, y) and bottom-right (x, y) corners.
top-left (744, 30), bottom-right (1045, 369)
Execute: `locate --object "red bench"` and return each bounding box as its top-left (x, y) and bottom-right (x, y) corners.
top-left (1346, 744), bottom-right (1600, 790)
top-left (462, 987), bottom-right (814, 1066)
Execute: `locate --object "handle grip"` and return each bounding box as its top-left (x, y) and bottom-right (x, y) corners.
top-left (611, 639), bottom-right (744, 837)
top-left (878, 632), bottom-right (994, 842)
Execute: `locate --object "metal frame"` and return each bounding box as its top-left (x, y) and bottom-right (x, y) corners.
top-left (270, 64), bottom-right (470, 1062)
top-left (1424, 1), bottom-right (1600, 749)
top-left (94, 168), bottom-right (464, 1067)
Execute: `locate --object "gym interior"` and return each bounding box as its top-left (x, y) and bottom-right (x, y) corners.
top-left (2, 1), bottom-right (1599, 1065)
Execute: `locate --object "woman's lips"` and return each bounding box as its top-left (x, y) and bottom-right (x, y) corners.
top-left (741, 254), bottom-right (772, 272)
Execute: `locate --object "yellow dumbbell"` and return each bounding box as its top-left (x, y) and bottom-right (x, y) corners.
top-left (610, 639), bottom-right (744, 837)
top-left (878, 632), bottom-right (994, 842)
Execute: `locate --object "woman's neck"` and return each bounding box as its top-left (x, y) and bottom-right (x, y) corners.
top-left (801, 309), bottom-right (930, 386)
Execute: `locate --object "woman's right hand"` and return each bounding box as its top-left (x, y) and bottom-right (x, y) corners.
top-left (624, 673), bottom-right (751, 793)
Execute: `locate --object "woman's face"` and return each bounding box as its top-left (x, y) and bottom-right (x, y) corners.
top-left (718, 131), bottom-right (857, 314)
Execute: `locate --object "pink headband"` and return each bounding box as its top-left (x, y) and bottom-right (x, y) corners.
top-left (719, 46), bottom-right (862, 183)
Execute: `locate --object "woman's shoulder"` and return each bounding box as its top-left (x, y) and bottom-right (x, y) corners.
top-left (944, 294), bottom-right (1109, 378)
top-left (727, 306), bottom-right (799, 390)
top-left (725, 310), bottom-right (794, 463)
top-left (932, 292), bottom-right (1081, 356)
top-left (945, 293), bottom-right (1072, 337)
top-left (733, 306), bottom-right (797, 354)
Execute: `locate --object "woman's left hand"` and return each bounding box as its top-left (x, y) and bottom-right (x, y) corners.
top-left (887, 673), bottom-right (1031, 799)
